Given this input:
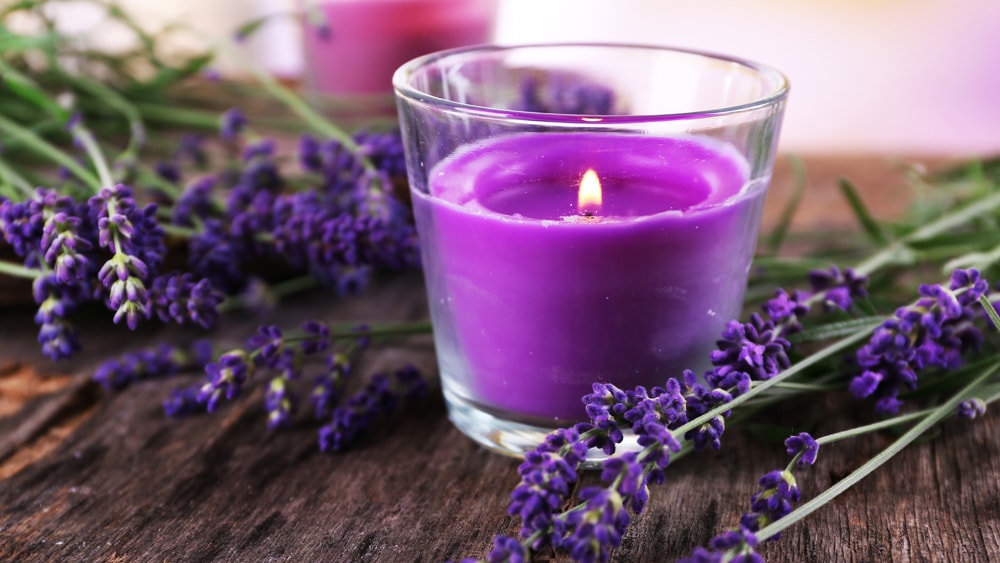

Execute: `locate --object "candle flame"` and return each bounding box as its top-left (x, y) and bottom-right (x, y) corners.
top-left (578, 169), bottom-right (602, 215)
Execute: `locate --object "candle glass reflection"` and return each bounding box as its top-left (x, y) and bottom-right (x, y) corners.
top-left (393, 44), bottom-right (789, 458)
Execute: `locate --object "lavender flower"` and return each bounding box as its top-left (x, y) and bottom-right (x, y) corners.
top-left (763, 288), bottom-right (810, 332)
top-left (562, 487), bottom-right (629, 563)
top-left (740, 470), bottom-right (800, 537)
top-left (709, 313), bottom-right (792, 383)
top-left (148, 272), bottom-right (223, 328)
top-left (850, 268), bottom-right (987, 414)
top-left (681, 527), bottom-right (762, 563)
top-left (172, 176), bottom-right (216, 226)
top-left (94, 343), bottom-right (176, 389)
top-left (0, 194), bottom-right (45, 258)
top-left (785, 432), bottom-right (819, 466)
top-left (163, 384), bottom-right (203, 417)
top-left (155, 160), bottom-right (181, 183)
top-left (311, 352), bottom-right (351, 418)
top-left (220, 108), bottom-right (247, 141)
top-left (198, 350), bottom-right (254, 412)
top-left (33, 274), bottom-right (81, 360)
top-left (89, 184), bottom-right (165, 329)
top-left (187, 218), bottom-right (247, 292)
top-left (509, 427), bottom-right (588, 548)
top-left (40, 211), bottom-right (92, 283)
top-left (809, 266), bottom-right (868, 311)
top-left (175, 133), bottom-right (208, 168)
top-left (957, 398), bottom-right (987, 419)
top-left (580, 382), bottom-right (632, 454)
top-left (482, 536), bottom-right (527, 563)
top-left (246, 324), bottom-right (287, 368)
top-left (300, 320), bottom-right (332, 354)
top-left (516, 73), bottom-right (615, 115)
top-left (265, 376), bottom-right (296, 429)
top-left (93, 339), bottom-right (212, 390)
top-left (318, 365), bottom-right (427, 452)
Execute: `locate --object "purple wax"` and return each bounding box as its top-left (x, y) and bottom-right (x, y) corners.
top-left (413, 133), bottom-right (767, 422)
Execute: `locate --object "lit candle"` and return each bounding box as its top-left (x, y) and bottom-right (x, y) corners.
top-left (395, 42), bottom-right (788, 455)
top-left (413, 132), bottom-right (765, 421)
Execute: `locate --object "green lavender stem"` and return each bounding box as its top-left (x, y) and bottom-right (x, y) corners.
top-left (754, 359), bottom-right (1000, 542)
top-left (853, 190), bottom-right (1000, 276)
top-left (68, 121), bottom-right (114, 188)
top-left (0, 260), bottom-right (40, 279)
top-left (0, 113), bottom-right (101, 190)
top-left (0, 159), bottom-right (35, 198)
top-left (672, 326), bottom-right (878, 440)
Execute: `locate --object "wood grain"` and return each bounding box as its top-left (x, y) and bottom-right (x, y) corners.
top-left (3, 155), bottom-right (997, 562)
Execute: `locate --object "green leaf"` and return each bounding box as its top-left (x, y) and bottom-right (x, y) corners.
top-left (839, 178), bottom-right (887, 245)
top-left (790, 316), bottom-right (885, 344)
top-left (135, 53), bottom-right (213, 94)
top-left (980, 294), bottom-right (1000, 335)
top-left (0, 62), bottom-right (70, 122)
top-left (233, 16), bottom-right (272, 41)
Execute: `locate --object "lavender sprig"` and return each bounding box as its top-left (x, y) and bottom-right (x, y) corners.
top-left (484, 266), bottom-right (882, 561)
top-left (318, 365), bottom-right (428, 452)
top-left (89, 183), bottom-right (164, 329)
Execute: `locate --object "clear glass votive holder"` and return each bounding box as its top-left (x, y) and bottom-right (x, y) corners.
top-left (393, 43), bottom-right (789, 458)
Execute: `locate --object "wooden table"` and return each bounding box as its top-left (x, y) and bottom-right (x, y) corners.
top-left (3, 156), bottom-right (998, 562)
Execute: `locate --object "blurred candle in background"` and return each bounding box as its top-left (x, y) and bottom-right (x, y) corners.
top-left (301, 0), bottom-right (497, 97)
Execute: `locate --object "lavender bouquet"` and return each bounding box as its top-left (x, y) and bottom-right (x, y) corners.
top-left (4, 2), bottom-right (1000, 562)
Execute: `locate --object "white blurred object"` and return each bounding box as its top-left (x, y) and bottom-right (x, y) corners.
top-left (246, 0), bottom-right (304, 79)
top-left (494, 0), bottom-right (1000, 156)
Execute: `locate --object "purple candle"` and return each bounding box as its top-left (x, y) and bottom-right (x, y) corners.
top-left (395, 43), bottom-right (788, 456)
top-left (413, 132), bottom-right (766, 421)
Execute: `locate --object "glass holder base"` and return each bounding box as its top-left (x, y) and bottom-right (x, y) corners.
top-left (443, 388), bottom-right (642, 467)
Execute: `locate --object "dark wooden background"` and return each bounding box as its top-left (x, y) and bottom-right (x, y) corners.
top-left (3, 156), bottom-right (999, 562)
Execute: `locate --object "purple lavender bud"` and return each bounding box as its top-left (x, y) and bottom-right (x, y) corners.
top-left (219, 108), bottom-right (247, 141)
top-left (809, 266), bottom-right (868, 311)
top-left (175, 133), bottom-right (208, 168)
top-left (918, 284), bottom-right (963, 320)
top-left (957, 398), bottom-right (987, 419)
top-left (299, 134), bottom-right (323, 172)
top-left (265, 377), bottom-right (296, 430)
top-left (484, 536), bottom-right (526, 563)
top-left (172, 176), bottom-right (216, 226)
top-left (763, 288), bottom-right (810, 331)
top-left (93, 343), bottom-right (186, 390)
top-left (740, 469), bottom-right (799, 539)
top-left (164, 385), bottom-right (202, 417)
top-left (681, 527), bottom-right (761, 563)
top-left (317, 366), bottom-right (427, 453)
top-left (784, 432), bottom-right (819, 466)
top-left (149, 272), bottom-right (223, 328)
top-left (200, 350), bottom-right (253, 410)
top-left (188, 218), bottom-right (247, 293)
top-left (155, 160), bottom-right (181, 183)
top-left (300, 320), bottom-right (331, 354)
top-left (563, 487), bottom-right (629, 562)
top-left (848, 370), bottom-right (883, 399)
top-left (247, 324), bottom-right (284, 367)
top-left (600, 452), bottom-right (649, 513)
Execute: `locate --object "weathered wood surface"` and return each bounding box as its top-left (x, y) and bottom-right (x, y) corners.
top-left (4, 155), bottom-right (999, 562)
